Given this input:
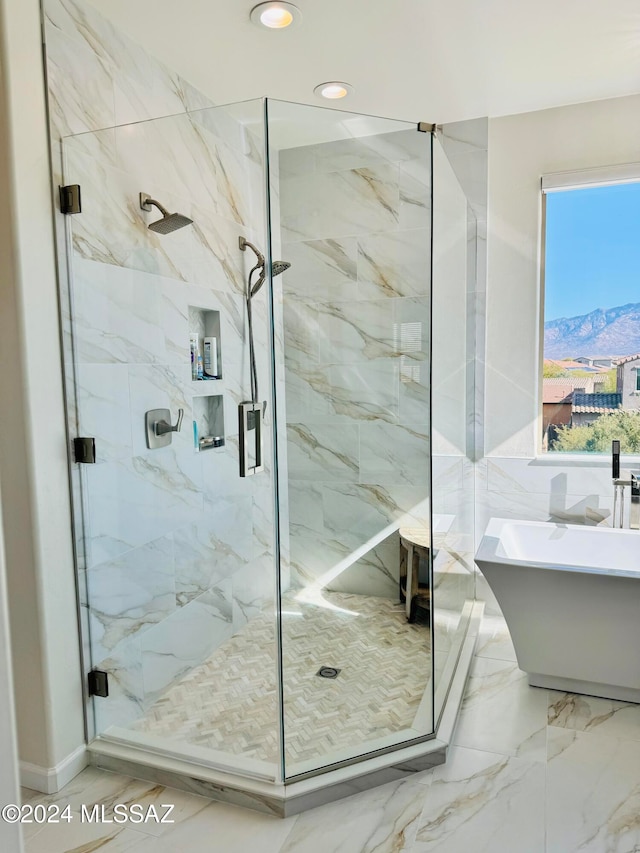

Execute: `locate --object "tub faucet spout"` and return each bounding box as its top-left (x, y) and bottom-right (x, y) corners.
top-left (631, 474), bottom-right (640, 530)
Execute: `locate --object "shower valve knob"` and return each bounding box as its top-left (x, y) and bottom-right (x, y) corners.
top-left (155, 408), bottom-right (184, 436)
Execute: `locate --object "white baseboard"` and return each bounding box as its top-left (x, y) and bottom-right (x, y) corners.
top-left (20, 744), bottom-right (87, 794)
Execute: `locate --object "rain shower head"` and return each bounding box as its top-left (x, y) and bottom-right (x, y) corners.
top-left (140, 193), bottom-right (193, 234)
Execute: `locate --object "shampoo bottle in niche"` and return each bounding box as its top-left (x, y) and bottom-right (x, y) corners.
top-left (190, 333), bottom-right (199, 380)
top-left (204, 336), bottom-right (218, 378)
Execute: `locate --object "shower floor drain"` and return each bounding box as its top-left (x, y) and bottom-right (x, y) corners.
top-left (316, 666), bottom-right (341, 679)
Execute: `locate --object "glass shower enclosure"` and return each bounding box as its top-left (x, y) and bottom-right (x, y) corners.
top-left (59, 97), bottom-right (471, 795)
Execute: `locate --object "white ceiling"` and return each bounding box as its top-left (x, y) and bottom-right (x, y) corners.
top-left (91, 0), bottom-right (640, 124)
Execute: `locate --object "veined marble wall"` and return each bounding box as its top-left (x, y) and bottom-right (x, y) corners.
top-left (475, 456), bottom-right (614, 614)
top-left (44, 0), bottom-right (279, 737)
top-left (277, 130), bottom-right (432, 597)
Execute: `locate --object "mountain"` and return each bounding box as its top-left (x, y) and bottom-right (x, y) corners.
top-left (544, 303), bottom-right (640, 360)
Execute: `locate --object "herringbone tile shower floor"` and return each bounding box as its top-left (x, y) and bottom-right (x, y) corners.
top-left (129, 591), bottom-right (431, 765)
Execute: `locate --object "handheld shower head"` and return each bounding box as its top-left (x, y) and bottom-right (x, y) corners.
top-left (140, 193), bottom-right (193, 234)
top-left (272, 261), bottom-right (291, 277)
top-left (239, 236), bottom-right (291, 296)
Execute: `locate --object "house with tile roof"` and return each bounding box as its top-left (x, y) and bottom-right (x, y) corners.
top-left (616, 354), bottom-right (640, 412)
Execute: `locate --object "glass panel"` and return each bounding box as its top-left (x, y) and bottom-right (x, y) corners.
top-left (431, 137), bottom-right (477, 722)
top-left (265, 99), bottom-right (434, 778)
top-left (61, 100), bottom-right (281, 779)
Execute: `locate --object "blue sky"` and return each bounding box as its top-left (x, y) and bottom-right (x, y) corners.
top-left (545, 182), bottom-right (640, 321)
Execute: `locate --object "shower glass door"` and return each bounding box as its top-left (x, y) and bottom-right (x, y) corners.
top-left (265, 100), bottom-right (435, 778)
top-left (61, 96), bottom-right (437, 787)
top-left (61, 100), bottom-right (283, 779)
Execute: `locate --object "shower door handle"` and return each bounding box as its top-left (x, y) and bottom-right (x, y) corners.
top-left (239, 401), bottom-right (264, 477)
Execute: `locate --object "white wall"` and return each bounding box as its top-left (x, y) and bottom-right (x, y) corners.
top-left (0, 0), bottom-right (85, 789)
top-left (0, 498), bottom-right (22, 851)
top-left (479, 93), bottom-right (640, 603)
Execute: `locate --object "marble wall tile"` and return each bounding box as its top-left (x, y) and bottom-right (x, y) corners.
top-left (327, 533), bottom-right (399, 598)
top-left (45, 22), bottom-right (115, 138)
top-left (161, 279), bottom-right (190, 365)
top-left (280, 164), bottom-right (400, 242)
top-left (286, 423), bottom-right (359, 482)
top-left (546, 727), bottom-right (640, 853)
top-left (317, 299), bottom-right (399, 364)
top-left (115, 116), bottom-right (251, 227)
top-left (357, 229), bottom-right (431, 300)
top-left (308, 137), bottom-right (391, 173)
top-left (84, 447), bottom-right (204, 566)
top-left (486, 457), bottom-right (612, 498)
top-left (71, 260), bottom-right (166, 364)
top-left (76, 363), bottom-right (133, 462)
top-left (398, 363), bottom-right (430, 426)
top-left (359, 422), bottom-right (429, 486)
top-left (282, 238), bottom-right (358, 302)
top-left (326, 361), bottom-right (399, 423)
top-left (283, 365), bottom-right (331, 423)
top-left (232, 555), bottom-right (276, 632)
top-left (140, 583), bottom-right (233, 703)
top-left (87, 536), bottom-right (176, 662)
top-left (321, 483), bottom-right (398, 549)
top-left (413, 746), bottom-right (545, 853)
top-left (190, 205), bottom-right (250, 296)
top-left (283, 300), bottom-right (320, 368)
top-left (113, 54), bottom-right (211, 127)
top-left (289, 526), bottom-right (352, 588)
top-left (45, 0), bottom-right (215, 134)
top-left (93, 636), bottom-right (145, 731)
top-left (251, 475), bottom-right (276, 561)
top-left (453, 656), bottom-right (548, 762)
top-left (476, 487), bottom-right (613, 533)
top-left (399, 159), bottom-right (431, 230)
top-left (173, 496), bottom-right (253, 606)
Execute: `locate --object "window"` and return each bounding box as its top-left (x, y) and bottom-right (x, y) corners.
top-left (541, 166), bottom-right (640, 453)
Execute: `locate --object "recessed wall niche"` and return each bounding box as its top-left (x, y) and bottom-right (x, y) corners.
top-left (188, 306), bottom-right (222, 381)
top-left (192, 394), bottom-right (225, 451)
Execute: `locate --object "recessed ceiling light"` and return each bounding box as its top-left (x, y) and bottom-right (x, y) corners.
top-left (250, 2), bottom-right (301, 29)
top-left (313, 82), bottom-right (354, 100)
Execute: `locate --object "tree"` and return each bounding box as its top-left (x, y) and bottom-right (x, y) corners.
top-left (543, 362), bottom-right (569, 378)
top-left (600, 368), bottom-right (617, 393)
top-left (551, 410), bottom-right (640, 452)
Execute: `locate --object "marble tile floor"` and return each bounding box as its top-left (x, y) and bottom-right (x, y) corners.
top-left (129, 591), bottom-right (433, 766)
top-left (21, 612), bottom-right (640, 853)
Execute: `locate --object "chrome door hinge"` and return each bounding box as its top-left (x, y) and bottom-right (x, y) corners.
top-left (73, 437), bottom-right (96, 464)
top-left (87, 670), bottom-right (109, 698)
top-left (59, 184), bottom-right (82, 214)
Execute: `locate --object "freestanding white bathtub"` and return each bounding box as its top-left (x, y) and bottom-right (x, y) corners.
top-left (475, 518), bottom-right (640, 703)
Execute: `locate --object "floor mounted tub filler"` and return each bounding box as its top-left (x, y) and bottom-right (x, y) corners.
top-left (475, 518), bottom-right (640, 703)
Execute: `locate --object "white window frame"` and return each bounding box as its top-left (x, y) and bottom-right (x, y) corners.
top-left (539, 162), bottom-right (640, 455)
